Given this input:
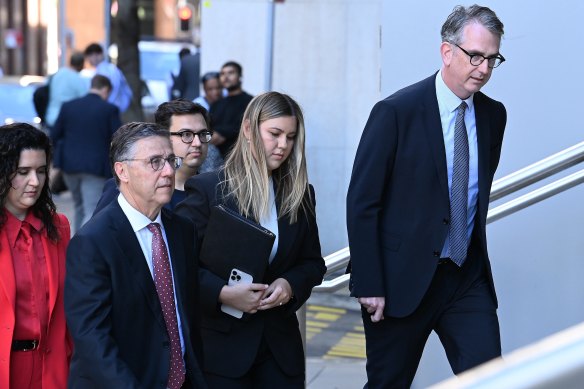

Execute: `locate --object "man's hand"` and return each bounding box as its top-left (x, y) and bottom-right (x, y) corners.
top-left (358, 296), bottom-right (385, 323)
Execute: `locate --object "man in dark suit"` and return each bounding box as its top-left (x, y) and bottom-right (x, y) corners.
top-left (51, 74), bottom-right (121, 232)
top-left (172, 51), bottom-right (201, 101)
top-left (65, 122), bottom-right (207, 388)
top-left (346, 5), bottom-right (507, 388)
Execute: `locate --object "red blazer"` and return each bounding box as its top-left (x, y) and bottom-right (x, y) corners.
top-left (0, 212), bottom-right (72, 389)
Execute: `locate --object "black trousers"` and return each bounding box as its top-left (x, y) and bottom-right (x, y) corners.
top-left (204, 336), bottom-right (304, 389)
top-left (362, 253), bottom-right (501, 389)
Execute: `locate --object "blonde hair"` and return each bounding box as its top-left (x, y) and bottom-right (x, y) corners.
top-left (222, 91), bottom-right (312, 224)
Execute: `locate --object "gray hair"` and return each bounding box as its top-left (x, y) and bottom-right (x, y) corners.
top-left (109, 122), bottom-right (170, 184)
top-left (441, 5), bottom-right (504, 45)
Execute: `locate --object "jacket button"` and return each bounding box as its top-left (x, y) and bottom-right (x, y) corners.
top-left (433, 251), bottom-right (440, 257)
top-left (443, 218), bottom-right (449, 225)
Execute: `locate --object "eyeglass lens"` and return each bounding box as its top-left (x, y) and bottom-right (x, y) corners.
top-left (178, 130), bottom-right (212, 144)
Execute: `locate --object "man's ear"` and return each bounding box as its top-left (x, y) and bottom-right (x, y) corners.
top-left (114, 161), bottom-right (129, 184)
top-left (440, 41), bottom-right (453, 66)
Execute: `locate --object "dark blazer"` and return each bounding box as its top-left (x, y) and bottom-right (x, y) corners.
top-left (64, 200), bottom-right (206, 388)
top-left (172, 52), bottom-right (201, 101)
top-left (175, 171), bottom-right (326, 378)
top-left (51, 93), bottom-right (121, 177)
top-left (346, 73), bottom-right (506, 318)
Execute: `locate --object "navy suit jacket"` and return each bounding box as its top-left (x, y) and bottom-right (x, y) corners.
top-left (175, 171), bottom-right (326, 378)
top-left (51, 93), bottom-right (121, 177)
top-left (65, 200), bottom-right (207, 388)
top-left (346, 73), bottom-right (506, 318)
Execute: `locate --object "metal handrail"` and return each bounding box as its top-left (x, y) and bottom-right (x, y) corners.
top-left (490, 140), bottom-right (584, 202)
top-left (488, 169), bottom-right (584, 223)
top-left (314, 141), bottom-right (584, 293)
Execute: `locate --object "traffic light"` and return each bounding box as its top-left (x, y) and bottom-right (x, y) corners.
top-left (178, 5), bottom-right (193, 32)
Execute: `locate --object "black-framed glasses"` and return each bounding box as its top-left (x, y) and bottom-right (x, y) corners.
top-left (453, 44), bottom-right (505, 68)
top-left (122, 155), bottom-right (182, 171)
top-left (170, 130), bottom-right (213, 144)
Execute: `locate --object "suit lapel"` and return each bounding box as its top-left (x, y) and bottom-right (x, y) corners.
top-left (422, 75), bottom-right (450, 199)
top-left (161, 210), bottom-right (187, 310)
top-left (109, 203), bottom-right (167, 331)
top-left (474, 93), bottom-right (492, 226)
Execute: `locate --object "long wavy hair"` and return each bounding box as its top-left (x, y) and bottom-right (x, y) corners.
top-left (222, 91), bottom-right (312, 224)
top-left (0, 123), bottom-right (59, 241)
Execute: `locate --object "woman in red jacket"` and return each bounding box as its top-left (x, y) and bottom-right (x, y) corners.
top-left (0, 123), bottom-right (72, 389)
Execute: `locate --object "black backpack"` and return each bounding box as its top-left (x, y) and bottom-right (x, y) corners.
top-left (33, 77), bottom-right (52, 124)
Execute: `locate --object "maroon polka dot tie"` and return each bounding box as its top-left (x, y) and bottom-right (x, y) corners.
top-left (148, 223), bottom-right (185, 389)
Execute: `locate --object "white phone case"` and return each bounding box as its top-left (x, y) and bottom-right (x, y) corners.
top-left (221, 268), bottom-right (254, 319)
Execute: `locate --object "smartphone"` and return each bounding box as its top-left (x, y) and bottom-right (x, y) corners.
top-left (221, 268), bottom-right (254, 319)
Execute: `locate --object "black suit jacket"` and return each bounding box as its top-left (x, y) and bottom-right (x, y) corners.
top-left (65, 200), bottom-right (207, 388)
top-left (346, 73), bottom-right (506, 318)
top-left (51, 93), bottom-right (121, 177)
top-left (175, 171), bottom-right (326, 378)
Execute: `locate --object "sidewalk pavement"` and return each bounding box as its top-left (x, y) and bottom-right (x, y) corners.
top-left (307, 357), bottom-right (367, 389)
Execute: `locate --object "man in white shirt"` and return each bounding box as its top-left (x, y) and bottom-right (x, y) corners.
top-left (65, 122), bottom-right (207, 388)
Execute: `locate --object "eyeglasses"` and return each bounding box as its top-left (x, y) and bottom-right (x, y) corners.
top-left (122, 155), bottom-right (182, 171)
top-left (453, 44), bottom-right (505, 68)
top-left (170, 130), bottom-right (213, 144)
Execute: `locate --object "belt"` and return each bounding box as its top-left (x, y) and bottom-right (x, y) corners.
top-left (12, 340), bottom-right (39, 351)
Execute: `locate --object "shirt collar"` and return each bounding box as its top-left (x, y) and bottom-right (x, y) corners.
top-left (436, 70), bottom-right (474, 114)
top-left (3, 208), bottom-right (43, 248)
top-left (117, 193), bottom-right (162, 233)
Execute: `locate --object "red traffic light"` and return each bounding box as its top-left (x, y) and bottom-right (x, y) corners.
top-left (178, 6), bottom-right (192, 21)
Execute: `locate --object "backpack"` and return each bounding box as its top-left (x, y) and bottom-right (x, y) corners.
top-left (33, 76), bottom-right (52, 124)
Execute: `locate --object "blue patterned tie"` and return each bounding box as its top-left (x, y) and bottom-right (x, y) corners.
top-left (449, 102), bottom-right (469, 266)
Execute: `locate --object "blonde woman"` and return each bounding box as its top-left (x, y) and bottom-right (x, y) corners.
top-left (176, 91), bottom-right (326, 388)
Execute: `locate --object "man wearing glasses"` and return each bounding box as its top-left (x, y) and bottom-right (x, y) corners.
top-left (347, 5), bottom-right (507, 387)
top-left (65, 122), bottom-right (207, 388)
top-left (94, 99), bottom-right (212, 213)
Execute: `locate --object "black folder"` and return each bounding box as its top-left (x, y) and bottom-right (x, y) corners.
top-left (199, 204), bottom-right (276, 283)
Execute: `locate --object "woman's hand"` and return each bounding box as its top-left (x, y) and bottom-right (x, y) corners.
top-left (219, 282), bottom-right (268, 314)
top-left (258, 278), bottom-right (293, 310)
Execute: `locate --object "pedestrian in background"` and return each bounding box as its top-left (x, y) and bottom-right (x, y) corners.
top-left (195, 72), bottom-right (224, 173)
top-left (176, 91), bottom-right (326, 388)
top-left (172, 50), bottom-right (201, 101)
top-left (84, 43), bottom-right (133, 113)
top-left (0, 123), bottom-right (72, 389)
top-left (45, 52), bottom-right (88, 128)
top-left (193, 71), bottom-right (222, 112)
top-left (209, 61), bottom-right (253, 159)
top-left (347, 5), bottom-right (507, 387)
top-left (51, 75), bottom-right (121, 232)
